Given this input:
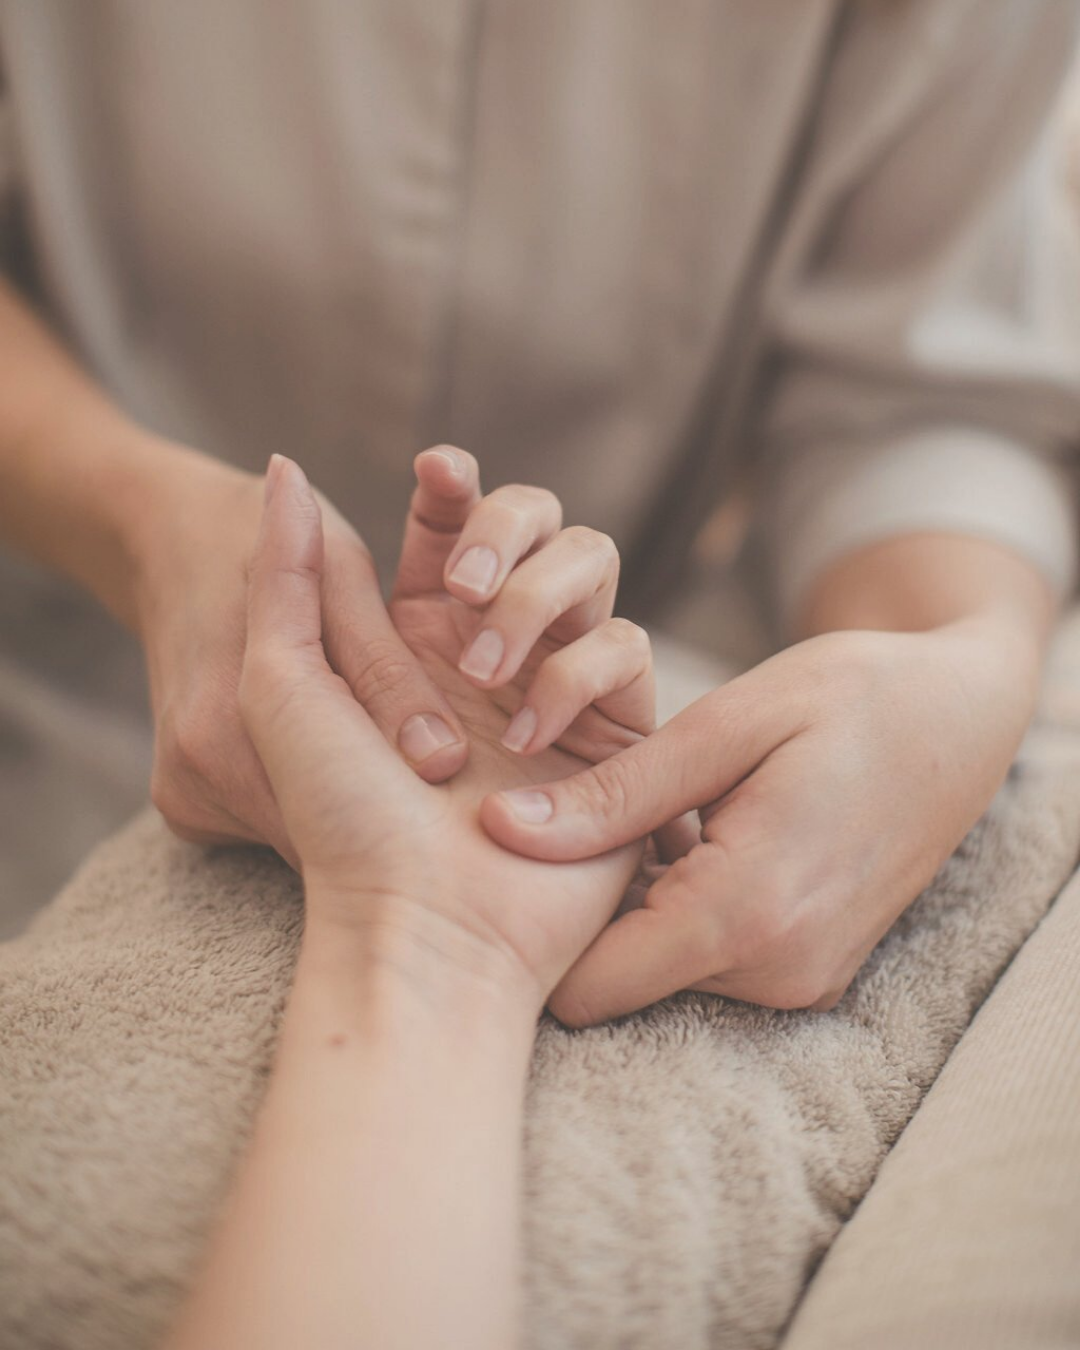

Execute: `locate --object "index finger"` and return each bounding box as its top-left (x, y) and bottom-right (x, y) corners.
top-left (479, 672), bottom-right (786, 860)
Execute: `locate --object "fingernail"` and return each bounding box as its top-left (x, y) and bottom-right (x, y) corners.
top-left (459, 628), bottom-right (504, 682)
top-left (265, 454), bottom-right (285, 503)
top-left (500, 789), bottom-right (554, 825)
top-left (501, 705), bottom-right (537, 753)
top-left (427, 447), bottom-right (462, 477)
top-left (449, 546), bottom-right (499, 598)
top-left (398, 713), bottom-right (460, 764)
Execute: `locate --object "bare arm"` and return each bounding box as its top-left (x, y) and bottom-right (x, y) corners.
top-left (0, 276), bottom-right (473, 855)
top-left (798, 529), bottom-right (1055, 747)
top-left (0, 274), bottom-right (191, 625)
top-left (165, 921), bottom-right (536, 1350)
top-left (800, 530), bottom-right (1054, 650)
top-left (163, 456), bottom-right (646, 1347)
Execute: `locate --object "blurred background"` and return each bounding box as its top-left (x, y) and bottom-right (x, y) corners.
top-left (0, 552), bottom-right (150, 937)
top-left (1, 36), bottom-right (1078, 940)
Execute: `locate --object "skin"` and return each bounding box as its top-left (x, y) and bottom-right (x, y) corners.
top-left (481, 532), bottom-right (1055, 1022)
top-left (165, 457), bottom-right (648, 1350)
top-left (0, 276), bottom-right (471, 865)
top-left (0, 274), bottom-right (654, 866)
top-left (0, 274), bottom-right (1059, 1023)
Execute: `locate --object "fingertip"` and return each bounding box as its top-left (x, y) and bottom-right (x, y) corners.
top-left (397, 711), bottom-right (469, 781)
top-left (250, 455), bottom-right (324, 650)
top-left (414, 446), bottom-right (460, 481)
top-left (265, 453), bottom-right (286, 502)
top-left (545, 981), bottom-right (602, 1029)
top-left (500, 704), bottom-right (540, 754)
top-left (479, 787), bottom-right (567, 859)
top-left (478, 789), bottom-right (527, 846)
top-left (261, 455), bottom-right (320, 552)
top-left (409, 734), bottom-right (469, 784)
top-left (414, 445), bottom-right (475, 498)
top-left (265, 453), bottom-right (314, 501)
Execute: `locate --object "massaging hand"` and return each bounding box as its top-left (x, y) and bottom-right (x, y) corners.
top-left (481, 623), bottom-right (1035, 1022)
top-left (238, 454), bottom-right (647, 1000)
top-left (391, 445), bottom-right (654, 766)
top-left (135, 453), bottom-right (473, 866)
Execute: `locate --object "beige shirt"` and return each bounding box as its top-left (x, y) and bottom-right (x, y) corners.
top-left (1, 0), bottom-right (1079, 629)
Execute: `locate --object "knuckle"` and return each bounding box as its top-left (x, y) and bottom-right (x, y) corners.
top-left (740, 898), bottom-right (799, 968)
top-left (489, 483), bottom-right (561, 526)
top-left (532, 650), bottom-right (584, 705)
top-left (656, 852), bottom-right (728, 948)
top-left (762, 969), bottom-right (832, 1011)
top-left (495, 570), bottom-right (559, 632)
top-left (577, 754), bottom-right (640, 820)
top-left (723, 871), bottom-right (806, 969)
top-left (150, 767), bottom-right (203, 839)
top-left (238, 646), bottom-right (282, 703)
top-left (563, 525), bottom-right (618, 567)
top-left (516, 483), bottom-right (562, 515)
top-left (606, 617), bottom-right (650, 660)
top-left (346, 636), bottom-right (418, 710)
top-left (572, 750), bottom-right (650, 820)
top-left (167, 707), bottom-right (211, 773)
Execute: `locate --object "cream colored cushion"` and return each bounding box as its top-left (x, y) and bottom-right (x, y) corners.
top-left (782, 868), bottom-right (1080, 1350)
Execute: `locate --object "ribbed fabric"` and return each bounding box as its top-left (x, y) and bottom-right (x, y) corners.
top-left (782, 868), bottom-right (1080, 1350)
top-left (771, 429), bottom-right (1080, 628)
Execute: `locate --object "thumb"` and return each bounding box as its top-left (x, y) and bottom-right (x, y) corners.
top-left (245, 454), bottom-right (325, 663)
top-left (479, 682), bottom-right (777, 861)
top-left (547, 838), bottom-right (737, 1025)
top-left (240, 455), bottom-right (395, 799)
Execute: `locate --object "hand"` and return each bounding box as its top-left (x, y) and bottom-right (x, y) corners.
top-left (479, 621), bottom-right (1043, 1023)
top-left (238, 454), bottom-right (649, 1008)
top-left (132, 447), bottom-right (471, 865)
top-left (391, 445), bottom-right (655, 765)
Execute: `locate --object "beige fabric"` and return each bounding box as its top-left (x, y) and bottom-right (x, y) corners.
top-left (781, 870), bottom-right (1080, 1350)
top-left (0, 2), bottom-right (1077, 616)
top-left (1, 628), bottom-right (1080, 1349)
top-left (3, 2), bottom-right (1079, 920)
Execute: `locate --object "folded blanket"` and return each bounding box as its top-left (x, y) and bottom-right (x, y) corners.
top-left (1, 622), bottom-right (1079, 1350)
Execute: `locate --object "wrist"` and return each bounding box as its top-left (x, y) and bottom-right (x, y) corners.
top-left (931, 608), bottom-right (1044, 717)
top-left (300, 880), bottom-right (545, 1035)
top-left (34, 423), bottom-right (242, 632)
top-left (799, 534), bottom-right (1054, 695)
top-left (125, 440), bottom-right (258, 635)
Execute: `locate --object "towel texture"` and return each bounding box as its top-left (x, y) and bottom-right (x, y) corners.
top-left (1, 624), bottom-right (1079, 1350)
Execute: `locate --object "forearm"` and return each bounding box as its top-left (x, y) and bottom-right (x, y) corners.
top-left (793, 532), bottom-right (1057, 767)
top-left (799, 532), bottom-right (1054, 668)
top-left (166, 903), bottom-right (539, 1350)
top-left (0, 276), bottom-right (227, 626)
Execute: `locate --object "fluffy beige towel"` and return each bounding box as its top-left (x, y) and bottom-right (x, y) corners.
top-left (1, 628), bottom-right (1079, 1350)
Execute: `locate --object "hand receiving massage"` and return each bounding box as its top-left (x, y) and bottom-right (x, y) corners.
top-left (166, 455), bottom-right (652, 1349)
top-left (243, 447), bottom-right (653, 999)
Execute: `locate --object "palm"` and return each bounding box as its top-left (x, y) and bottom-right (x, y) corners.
top-left (248, 454), bottom-right (646, 997)
top-left (386, 594), bottom-right (641, 989)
